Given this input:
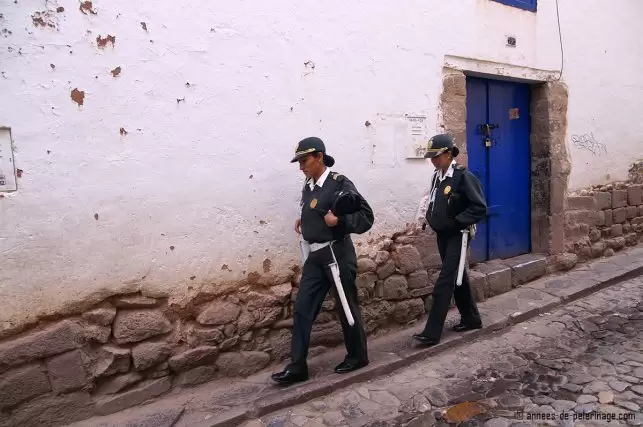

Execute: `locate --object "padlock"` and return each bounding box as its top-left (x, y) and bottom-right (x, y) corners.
top-left (484, 138), bottom-right (492, 147)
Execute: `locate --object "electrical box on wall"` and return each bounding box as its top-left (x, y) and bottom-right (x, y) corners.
top-left (0, 127), bottom-right (17, 192)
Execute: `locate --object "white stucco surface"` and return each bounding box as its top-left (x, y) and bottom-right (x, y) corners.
top-left (0, 0), bottom-right (641, 331)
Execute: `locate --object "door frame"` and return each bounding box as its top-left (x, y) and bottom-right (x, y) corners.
top-left (437, 57), bottom-right (570, 258)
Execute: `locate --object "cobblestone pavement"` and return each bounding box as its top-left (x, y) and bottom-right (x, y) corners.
top-left (241, 277), bottom-right (643, 427)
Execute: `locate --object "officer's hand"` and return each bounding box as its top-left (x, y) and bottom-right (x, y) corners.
top-left (294, 219), bottom-right (302, 234)
top-left (324, 211), bottom-right (339, 227)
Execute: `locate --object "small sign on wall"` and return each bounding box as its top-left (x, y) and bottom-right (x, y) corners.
top-left (404, 114), bottom-right (429, 159)
top-left (0, 127), bottom-right (17, 192)
top-left (509, 108), bottom-right (520, 120)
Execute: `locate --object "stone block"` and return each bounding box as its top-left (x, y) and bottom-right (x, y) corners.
top-left (604, 210), bottom-right (614, 227)
top-left (605, 237), bottom-right (626, 251)
top-left (593, 210), bottom-right (605, 226)
top-left (500, 254), bottom-right (547, 288)
top-left (531, 178), bottom-right (550, 211)
top-left (613, 208), bottom-right (627, 224)
top-left (632, 216), bottom-right (643, 226)
top-left (93, 345), bottom-right (131, 378)
top-left (186, 324), bottom-right (224, 348)
top-left (356, 272), bottom-right (378, 296)
top-left (113, 295), bottom-right (160, 309)
top-left (94, 372), bottom-right (143, 395)
top-left (196, 301), bottom-right (241, 326)
top-left (216, 351), bottom-right (270, 377)
top-left (95, 378), bottom-right (171, 416)
top-left (468, 270), bottom-right (487, 302)
top-left (550, 213), bottom-right (566, 254)
top-left (530, 134), bottom-right (551, 158)
top-left (376, 260), bottom-right (396, 280)
top-left (374, 251), bottom-right (390, 265)
top-left (392, 245), bottom-right (423, 275)
top-left (408, 286), bottom-right (433, 298)
top-left (595, 192), bottom-right (612, 210)
top-left (407, 269), bottom-right (429, 290)
top-left (113, 309), bottom-right (173, 344)
top-left (168, 346), bottom-right (219, 373)
top-left (382, 275), bottom-right (408, 300)
top-left (310, 322), bottom-right (343, 347)
top-left (565, 223), bottom-right (590, 240)
top-left (640, 205), bottom-right (643, 216)
top-left (0, 320), bottom-right (85, 372)
top-left (251, 307), bottom-right (282, 328)
top-left (392, 299), bottom-right (425, 323)
top-left (626, 206), bottom-right (638, 219)
top-left (3, 391), bottom-right (94, 427)
top-left (554, 253), bottom-right (578, 271)
top-left (472, 262), bottom-right (511, 298)
top-left (567, 196), bottom-right (596, 211)
top-left (0, 364), bottom-right (51, 410)
top-left (625, 233), bottom-right (639, 246)
top-left (590, 241), bottom-right (606, 258)
top-left (623, 221), bottom-right (633, 234)
top-left (82, 307), bottom-right (117, 327)
top-left (173, 366), bottom-right (217, 387)
top-left (628, 184), bottom-right (643, 206)
top-left (532, 158), bottom-right (551, 178)
top-left (611, 224), bottom-right (624, 237)
top-left (442, 73), bottom-right (466, 97)
top-left (46, 349), bottom-right (88, 393)
top-left (357, 257), bottom-right (376, 273)
top-left (132, 341), bottom-right (172, 371)
top-left (612, 190), bottom-right (628, 208)
top-left (531, 214), bottom-right (550, 253)
top-left (588, 228), bottom-right (602, 242)
top-left (550, 179), bottom-right (567, 215)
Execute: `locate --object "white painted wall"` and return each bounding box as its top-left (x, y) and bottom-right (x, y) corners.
top-left (0, 0), bottom-right (641, 331)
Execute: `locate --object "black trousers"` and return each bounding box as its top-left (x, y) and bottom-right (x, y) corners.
top-left (288, 237), bottom-right (368, 373)
top-left (421, 231), bottom-right (481, 340)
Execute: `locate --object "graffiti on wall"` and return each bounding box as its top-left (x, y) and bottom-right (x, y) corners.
top-left (571, 132), bottom-right (607, 156)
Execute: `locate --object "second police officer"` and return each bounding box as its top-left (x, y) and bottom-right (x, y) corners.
top-left (413, 134), bottom-right (487, 346)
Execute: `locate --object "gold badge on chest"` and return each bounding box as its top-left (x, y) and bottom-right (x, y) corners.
top-left (444, 185), bottom-right (452, 195)
top-left (310, 198), bottom-right (318, 208)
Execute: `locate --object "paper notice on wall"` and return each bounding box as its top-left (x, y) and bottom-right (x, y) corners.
top-left (0, 128), bottom-right (17, 192)
top-left (405, 115), bottom-right (429, 159)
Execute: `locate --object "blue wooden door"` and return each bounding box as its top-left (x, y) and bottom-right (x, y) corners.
top-left (466, 77), bottom-right (531, 262)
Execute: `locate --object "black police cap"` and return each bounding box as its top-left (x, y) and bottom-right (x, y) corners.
top-left (332, 190), bottom-right (362, 216)
top-left (290, 137), bottom-right (335, 167)
top-left (423, 133), bottom-right (460, 158)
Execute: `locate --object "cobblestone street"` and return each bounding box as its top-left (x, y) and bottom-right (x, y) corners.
top-left (243, 277), bottom-right (643, 427)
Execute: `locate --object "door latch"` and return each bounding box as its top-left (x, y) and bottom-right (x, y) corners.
top-left (478, 124), bottom-right (499, 148)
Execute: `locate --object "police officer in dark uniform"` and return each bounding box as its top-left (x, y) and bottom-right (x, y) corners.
top-left (271, 137), bottom-right (374, 385)
top-left (412, 134), bottom-right (487, 346)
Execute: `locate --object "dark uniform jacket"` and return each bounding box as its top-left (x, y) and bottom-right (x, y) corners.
top-left (300, 171), bottom-right (374, 244)
top-left (426, 164), bottom-right (487, 234)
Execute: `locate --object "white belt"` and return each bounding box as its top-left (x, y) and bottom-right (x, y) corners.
top-left (309, 241), bottom-right (331, 252)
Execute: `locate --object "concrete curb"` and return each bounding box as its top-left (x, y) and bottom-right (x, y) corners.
top-left (201, 259), bottom-right (643, 426)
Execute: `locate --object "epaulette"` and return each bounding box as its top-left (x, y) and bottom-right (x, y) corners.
top-left (331, 172), bottom-right (344, 181)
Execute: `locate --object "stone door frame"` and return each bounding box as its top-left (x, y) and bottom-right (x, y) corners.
top-left (437, 56), bottom-right (570, 257)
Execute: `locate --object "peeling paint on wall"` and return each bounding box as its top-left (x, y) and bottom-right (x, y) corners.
top-left (111, 66), bottom-right (121, 77)
top-left (70, 88), bottom-right (85, 106)
top-left (96, 35), bottom-right (116, 48)
top-left (79, 1), bottom-right (97, 15)
top-left (31, 10), bottom-right (58, 29)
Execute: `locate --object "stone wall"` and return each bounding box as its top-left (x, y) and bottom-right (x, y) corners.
top-left (561, 181), bottom-right (643, 269)
top-left (0, 217), bottom-right (639, 425)
top-left (0, 232), bottom-right (442, 425)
